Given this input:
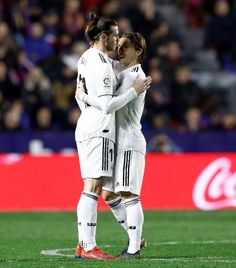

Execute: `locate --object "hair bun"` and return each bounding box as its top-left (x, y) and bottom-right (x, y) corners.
top-left (89, 12), bottom-right (99, 23)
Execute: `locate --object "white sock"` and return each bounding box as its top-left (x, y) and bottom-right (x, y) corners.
top-left (124, 197), bottom-right (144, 254)
top-left (77, 191), bottom-right (99, 251)
top-left (105, 196), bottom-right (128, 231)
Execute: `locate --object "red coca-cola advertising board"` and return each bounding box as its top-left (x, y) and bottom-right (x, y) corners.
top-left (0, 153), bottom-right (235, 211)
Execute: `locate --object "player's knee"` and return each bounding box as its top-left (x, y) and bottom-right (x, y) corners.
top-left (84, 178), bottom-right (103, 195)
top-left (102, 190), bottom-right (119, 201)
top-left (120, 191), bottom-right (139, 200)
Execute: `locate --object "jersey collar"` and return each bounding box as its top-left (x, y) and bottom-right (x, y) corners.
top-left (90, 47), bottom-right (109, 60)
top-left (122, 63), bottom-right (141, 73)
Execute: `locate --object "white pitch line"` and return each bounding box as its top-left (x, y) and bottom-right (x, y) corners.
top-left (40, 248), bottom-right (74, 258)
top-left (40, 249), bottom-right (236, 263)
top-left (40, 240), bottom-right (236, 262)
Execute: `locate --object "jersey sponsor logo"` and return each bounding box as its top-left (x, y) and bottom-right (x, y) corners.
top-left (193, 157), bottom-right (236, 210)
top-left (103, 77), bottom-right (111, 88)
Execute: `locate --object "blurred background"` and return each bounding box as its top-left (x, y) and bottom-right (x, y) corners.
top-left (1, 0), bottom-right (236, 212)
top-left (0, 0), bottom-right (236, 153)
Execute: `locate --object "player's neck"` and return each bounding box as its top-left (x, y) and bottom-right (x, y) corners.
top-left (122, 60), bottom-right (138, 69)
top-left (93, 43), bottom-right (108, 55)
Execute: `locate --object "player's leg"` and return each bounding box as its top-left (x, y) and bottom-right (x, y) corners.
top-left (75, 138), bottom-right (116, 259)
top-left (101, 139), bottom-right (128, 231)
top-left (77, 178), bottom-right (102, 252)
top-left (122, 192), bottom-right (144, 256)
top-left (115, 150), bottom-right (145, 258)
top-left (102, 190), bottom-right (128, 231)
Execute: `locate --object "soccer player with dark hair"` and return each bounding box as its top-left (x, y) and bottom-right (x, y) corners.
top-left (76, 32), bottom-right (150, 259)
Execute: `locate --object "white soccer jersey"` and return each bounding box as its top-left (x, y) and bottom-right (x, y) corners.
top-left (114, 64), bottom-right (146, 154)
top-left (75, 48), bottom-right (117, 142)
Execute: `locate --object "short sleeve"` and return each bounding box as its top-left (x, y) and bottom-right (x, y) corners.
top-left (96, 65), bottom-right (114, 97)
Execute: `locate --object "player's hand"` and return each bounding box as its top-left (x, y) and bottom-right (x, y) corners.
top-left (75, 83), bottom-right (85, 100)
top-left (133, 76), bottom-right (152, 94)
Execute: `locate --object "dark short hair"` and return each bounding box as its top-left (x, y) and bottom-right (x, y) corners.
top-left (122, 32), bottom-right (146, 63)
top-left (85, 13), bottom-right (118, 42)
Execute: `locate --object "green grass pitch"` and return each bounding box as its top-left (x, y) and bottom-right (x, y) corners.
top-left (0, 211), bottom-right (236, 268)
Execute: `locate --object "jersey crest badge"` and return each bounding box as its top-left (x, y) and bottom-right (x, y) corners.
top-left (103, 77), bottom-right (111, 88)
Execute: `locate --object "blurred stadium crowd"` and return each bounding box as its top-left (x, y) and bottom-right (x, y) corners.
top-left (0, 0), bottom-right (236, 134)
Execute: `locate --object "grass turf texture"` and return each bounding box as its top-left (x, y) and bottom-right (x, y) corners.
top-left (0, 211), bottom-right (236, 268)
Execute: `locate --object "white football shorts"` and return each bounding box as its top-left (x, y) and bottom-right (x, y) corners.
top-left (114, 150), bottom-right (145, 196)
top-left (76, 137), bottom-right (115, 179)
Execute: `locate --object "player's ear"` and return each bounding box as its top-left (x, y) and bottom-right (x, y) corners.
top-left (100, 32), bottom-right (108, 41)
top-left (136, 49), bottom-right (143, 62)
top-left (137, 49), bottom-right (142, 57)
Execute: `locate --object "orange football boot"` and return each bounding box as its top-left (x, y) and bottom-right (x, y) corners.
top-left (80, 246), bottom-right (117, 260)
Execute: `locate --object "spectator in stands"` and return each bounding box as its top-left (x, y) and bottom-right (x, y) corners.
top-left (170, 65), bottom-right (202, 125)
top-left (33, 106), bottom-right (54, 131)
top-left (184, 0), bottom-right (205, 28)
top-left (145, 67), bottom-right (171, 129)
top-left (151, 113), bottom-right (171, 131)
top-left (123, 0), bottom-right (162, 40)
top-left (116, 17), bottom-right (133, 35)
top-left (1, 101), bottom-right (24, 131)
top-left (146, 67), bottom-right (171, 113)
top-left (0, 21), bottom-right (20, 76)
top-left (62, 0), bottom-right (86, 39)
top-left (147, 133), bottom-right (182, 153)
top-left (98, 0), bottom-right (121, 19)
top-left (159, 40), bottom-right (187, 79)
top-left (212, 111), bottom-right (236, 130)
top-left (16, 50), bottom-right (34, 83)
top-left (0, 21), bottom-right (16, 50)
top-left (23, 67), bottom-right (53, 125)
top-left (0, 61), bottom-right (21, 103)
top-left (205, 0), bottom-right (236, 70)
top-left (182, 107), bottom-right (204, 132)
top-left (149, 20), bottom-right (181, 58)
top-left (46, 41), bottom-right (86, 129)
top-left (41, 9), bottom-right (61, 47)
top-left (10, 0), bottom-right (32, 36)
top-left (23, 22), bottom-right (54, 64)
top-left (220, 111), bottom-right (236, 130)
